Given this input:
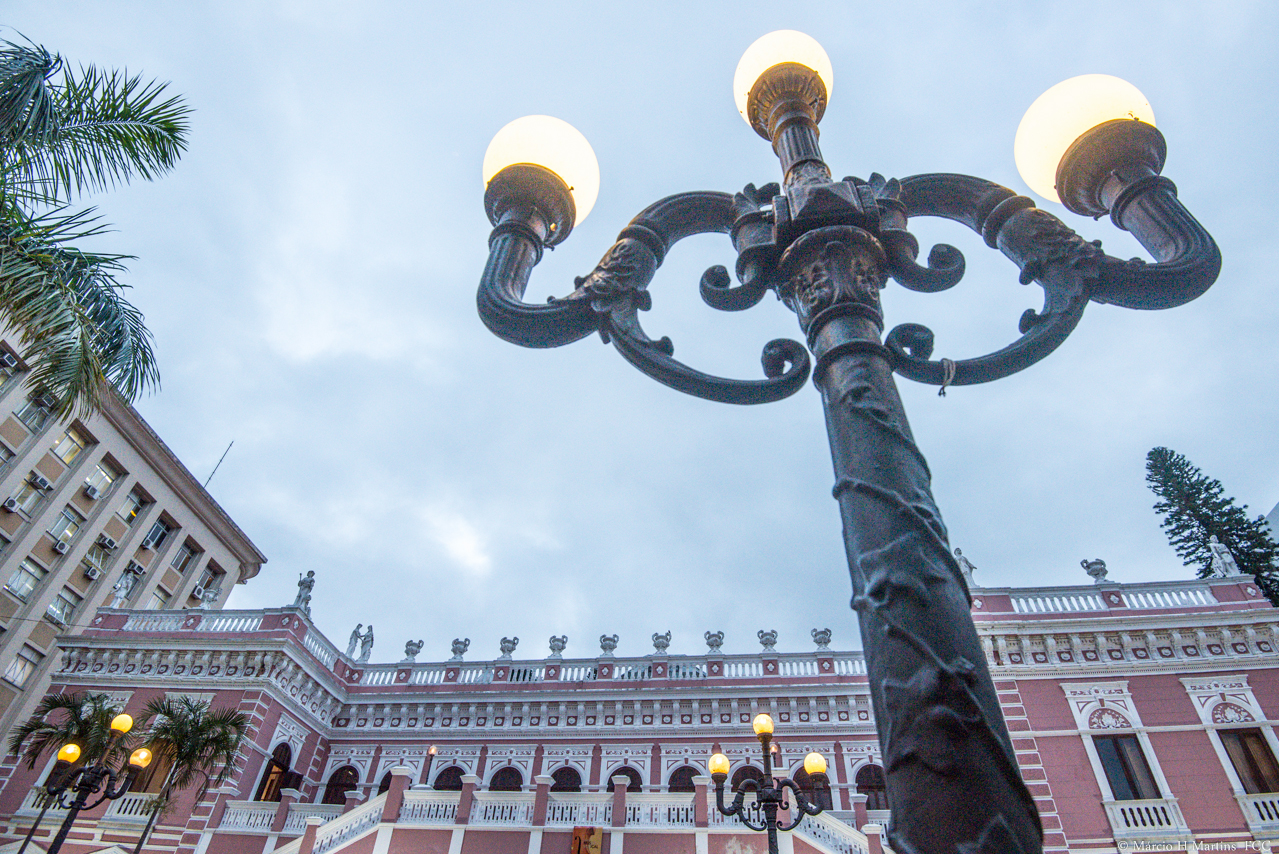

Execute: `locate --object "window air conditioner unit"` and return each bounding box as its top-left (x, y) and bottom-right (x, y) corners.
top-left (30, 475), bottom-right (52, 491)
top-left (34, 392), bottom-right (56, 410)
top-left (0, 352), bottom-right (17, 369)
top-left (192, 585), bottom-right (206, 600)
top-left (2, 497), bottom-right (17, 512)
top-left (97, 534), bottom-right (118, 550)
top-left (84, 484), bottom-right (101, 500)
top-left (126, 560), bottom-right (144, 574)
top-left (83, 565), bottom-right (102, 581)
top-left (52, 540), bottom-right (69, 555)
top-left (141, 533), bottom-right (160, 549)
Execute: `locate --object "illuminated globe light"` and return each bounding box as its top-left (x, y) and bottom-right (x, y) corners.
top-left (110, 713), bottom-right (134, 734)
top-left (57, 743), bottom-right (81, 764)
top-left (733, 30), bottom-right (834, 123)
top-left (482, 116), bottom-right (600, 225)
top-left (130, 748), bottom-right (154, 768)
top-left (709, 753), bottom-right (731, 776)
top-left (752, 712), bottom-right (775, 736)
top-left (803, 752), bottom-right (827, 776)
top-left (1015, 74), bottom-right (1155, 203)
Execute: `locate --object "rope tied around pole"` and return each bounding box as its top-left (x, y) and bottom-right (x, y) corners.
top-left (938, 358), bottom-right (956, 396)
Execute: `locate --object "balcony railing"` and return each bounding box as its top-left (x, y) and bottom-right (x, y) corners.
top-left (399, 790), bottom-right (460, 824)
top-left (101, 791), bottom-right (154, 822)
top-left (1104, 798), bottom-right (1189, 838)
top-left (1236, 791), bottom-right (1279, 833)
top-left (17, 787), bottom-right (68, 816)
top-left (219, 800), bottom-right (277, 833)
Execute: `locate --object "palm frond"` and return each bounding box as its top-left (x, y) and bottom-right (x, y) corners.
top-left (8, 692), bottom-right (136, 769)
top-left (140, 695), bottom-right (249, 810)
top-left (0, 38), bottom-right (60, 150)
top-left (5, 63), bottom-right (189, 205)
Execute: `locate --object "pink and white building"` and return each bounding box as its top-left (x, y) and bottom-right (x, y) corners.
top-left (0, 565), bottom-right (1277, 854)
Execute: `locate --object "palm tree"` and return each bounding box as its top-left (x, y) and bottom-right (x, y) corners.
top-left (131, 695), bottom-right (249, 853)
top-left (1, 36), bottom-right (190, 417)
top-left (8, 691), bottom-right (136, 770)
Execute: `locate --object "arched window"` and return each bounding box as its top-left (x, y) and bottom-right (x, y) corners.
top-left (322, 766), bottom-right (360, 805)
top-left (490, 766), bottom-right (524, 791)
top-left (668, 766), bottom-right (698, 793)
top-left (433, 766), bottom-right (464, 791)
top-left (255, 744), bottom-right (293, 802)
top-left (606, 766), bottom-right (644, 793)
top-left (551, 766), bottom-right (582, 792)
top-left (856, 764), bottom-right (888, 811)
top-left (730, 766), bottom-right (766, 792)
top-left (377, 771), bottom-right (393, 795)
top-left (792, 768), bottom-right (833, 811)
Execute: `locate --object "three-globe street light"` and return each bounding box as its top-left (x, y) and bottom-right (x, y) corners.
top-left (24, 713), bottom-right (153, 854)
top-left (477, 30), bottom-right (1219, 854)
top-left (708, 713), bottom-right (826, 854)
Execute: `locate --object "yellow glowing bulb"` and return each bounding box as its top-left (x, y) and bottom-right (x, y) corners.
top-left (482, 116), bottom-right (600, 225)
top-left (110, 713), bottom-right (133, 734)
top-left (803, 752), bottom-right (827, 776)
top-left (57, 743), bottom-right (81, 763)
top-left (1015, 74), bottom-right (1155, 203)
top-left (709, 753), bottom-right (731, 776)
top-left (752, 713), bottom-right (775, 736)
top-left (733, 30), bottom-right (834, 123)
top-left (130, 748), bottom-right (153, 768)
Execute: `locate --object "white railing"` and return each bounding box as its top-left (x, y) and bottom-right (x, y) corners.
top-left (304, 630), bottom-right (339, 667)
top-left (102, 791), bottom-right (154, 822)
top-left (269, 793), bottom-right (387, 854)
top-left (559, 663), bottom-right (599, 681)
top-left (1122, 587), bottom-right (1214, 609)
top-left (399, 790), bottom-right (461, 824)
top-left (614, 663), bottom-right (653, 681)
top-left (1237, 792), bottom-right (1279, 831)
top-left (625, 793), bottom-right (695, 827)
top-left (219, 799), bottom-right (277, 832)
top-left (17, 787), bottom-right (68, 816)
top-left (778, 659), bottom-right (818, 677)
top-left (1104, 798), bottom-right (1188, 837)
top-left (281, 802), bottom-right (344, 835)
top-left (196, 613), bottom-right (262, 633)
top-left (546, 793), bottom-right (612, 827)
top-left (723, 660), bottom-right (764, 678)
top-left (471, 792), bottom-right (535, 825)
top-left (795, 811), bottom-right (872, 854)
top-left (362, 668), bottom-right (398, 686)
top-left (509, 665), bottom-right (545, 683)
top-left (668, 662), bottom-right (708, 680)
top-left (1011, 592), bottom-right (1105, 614)
top-left (833, 658), bottom-right (865, 676)
top-left (122, 612), bottom-right (188, 632)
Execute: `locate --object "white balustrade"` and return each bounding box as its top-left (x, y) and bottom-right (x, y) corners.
top-left (17, 787), bottom-right (67, 816)
top-left (281, 802), bottom-right (344, 835)
top-left (795, 810), bottom-right (872, 854)
top-left (1122, 587), bottom-right (1214, 609)
top-left (1237, 792), bottom-right (1279, 832)
top-left (559, 663), bottom-right (599, 681)
top-left (724, 660), bottom-right (764, 678)
top-left (303, 630), bottom-right (338, 667)
top-left (546, 793), bottom-right (612, 827)
top-left (362, 668), bottom-right (398, 686)
top-left (196, 612), bottom-right (263, 633)
top-left (121, 612), bottom-right (188, 632)
top-left (219, 800), bottom-right (277, 832)
top-left (509, 665), bottom-right (544, 683)
top-left (1104, 798), bottom-right (1189, 837)
top-left (625, 793), bottom-right (695, 827)
top-left (1011, 592), bottom-right (1105, 614)
top-left (471, 791), bottom-right (535, 825)
top-left (102, 792), bottom-right (154, 822)
top-left (399, 791), bottom-right (461, 824)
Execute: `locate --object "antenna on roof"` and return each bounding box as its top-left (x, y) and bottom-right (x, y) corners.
top-left (204, 441), bottom-right (234, 488)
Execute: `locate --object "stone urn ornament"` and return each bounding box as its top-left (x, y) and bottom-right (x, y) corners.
top-left (652, 631), bottom-right (672, 654)
top-left (499, 637), bottom-right (519, 659)
top-left (599, 634), bottom-right (619, 657)
top-left (758, 629), bottom-right (778, 652)
top-left (811, 628), bottom-right (832, 651)
top-left (548, 635), bottom-right (568, 659)
top-left (705, 630), bottom-right (725, 652)
top-left (449, 638), bottom-right (470, 661)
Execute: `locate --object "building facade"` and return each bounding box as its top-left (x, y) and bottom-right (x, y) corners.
top-left (0, 333), bottom-right (267, 738)
top-left (0, 566), bottom-right (1277, 854)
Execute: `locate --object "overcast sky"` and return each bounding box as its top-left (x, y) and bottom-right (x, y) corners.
top-left (9, 2), bottom-right (1278, 663)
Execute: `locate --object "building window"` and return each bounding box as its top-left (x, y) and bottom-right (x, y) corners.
top-left (255, 744), bottom-right (293, 802)
top-left (794, 768), bottom-right (834, 811)
top-left (322, 766), bottom-right (359, 805)
top-left (170, 543), bottom-right (198, 574)
top-left (52, 428), bottom-right (88, 465)
top-left (551, 767), bottom-right (582, 792)
top-left (666, 766), bottom-right (696, 793)
top-left (143, 519), bottom-right (173, 550)
top-left (490, 767), bottom-right (524, 792)
top-left (3, 644), bottom-right (42, 686)
top-left (84, 462), bottom-right (117, 496)
top-left (6, 558), bottom-right (47, 600)
top-left (145, 588), bottom-right (171, 610)
top-left (377, 772), bottom-right (393, 795)
top-left (856, 764), bottom-right (889, 811)
top-left (1094, 734), bottom-right (1161, 800)
top-left (432, 767), bottom-right (464, 791)
top-left (46, 587), bottom-right (82, 625)
top-left (118, 488), bottom-right (147, 525)
top-left (11, 480), bottom-right (42, 515)
top-left (48, 506), bottom-right (84, 546)
top-left (82, 543), bottom-right (110, 572)
top-left (728, 766), bottom-right (763, 794)
top-left (15, 398), bottom-right (51, 432)
top-left (1220, 729), bottom-right (1279, 794)
top-left (0, 444), bottom-right (13, 469)
top-left (197, 564), bottom-right (225, 592)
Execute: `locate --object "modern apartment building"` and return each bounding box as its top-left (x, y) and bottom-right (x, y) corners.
top-left (0, 334), bottom-right (267, 735)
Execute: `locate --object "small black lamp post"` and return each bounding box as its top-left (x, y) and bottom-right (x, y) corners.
top-left (708, 713), bottom-right (825, 854)
top-left (476, 29), bottom-right (1219, 854)
top-left (35, 712), bottom-right (153, 854)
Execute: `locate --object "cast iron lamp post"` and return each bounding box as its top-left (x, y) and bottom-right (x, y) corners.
top-left (707, 713), bottom-right (826, 854)
top-left (31, 713), bottom-right (153, 854)
top-left (476, 30), bottom-right (1219, 854)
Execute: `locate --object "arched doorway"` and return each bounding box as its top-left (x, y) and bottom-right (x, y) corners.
top-left (668, 766), bottom-right (698, 792)
top-left (606, 766), bottom-right (643, 792)
top-left (432, 766), bottom-right (464, 790)
top-left (730, 765), bottom-right (766, 792)
top-left (550, 766), bottom-right (582, 792)
top-left (322, 766), bottom-right (359, 805)
top-left (377, 771), bottom-right (393, 795)
top-left (793, 768), bottom-right (833, 810)
top-left (856, 764), bottom-right (888, 810)
top-left (490, 766), bottom-right (524, 791)
top-left (255, 744), bottom-right (293, 802)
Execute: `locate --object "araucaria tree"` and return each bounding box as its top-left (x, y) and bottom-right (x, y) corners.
top-left (1145, 447), bottom-right (1279, 602)
top-left (0, 37), bottom-right (189, 417)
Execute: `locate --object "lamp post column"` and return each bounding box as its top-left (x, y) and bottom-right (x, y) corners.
top-left (780, 228), bottom-right (1042, 854)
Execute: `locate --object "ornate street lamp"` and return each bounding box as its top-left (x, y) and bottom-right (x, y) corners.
top-left (34, 713), bottom-right (153, 854)
top-left (708, 714), bottom-right (826, 854)
top-left (477, 31), bottom-right (1219, 854)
